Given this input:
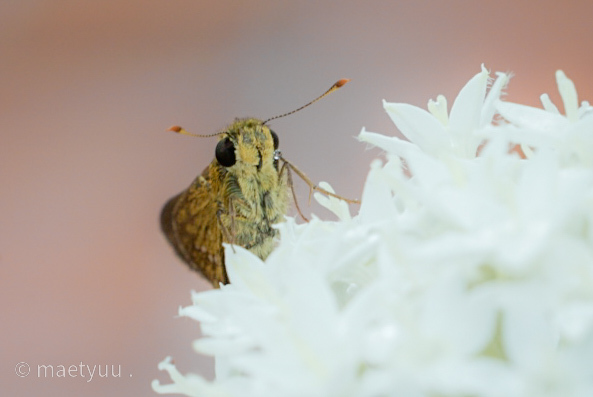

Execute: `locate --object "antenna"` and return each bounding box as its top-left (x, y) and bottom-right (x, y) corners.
top-left (262, 79), bottom-right (350, 125)
top-left (165, 78), bottom-right (349, 137)
top-left (165, 126), bottom-right (223, 138)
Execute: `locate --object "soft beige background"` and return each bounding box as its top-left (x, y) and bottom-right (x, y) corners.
top-left (2, 1), bottom-right (592, 395)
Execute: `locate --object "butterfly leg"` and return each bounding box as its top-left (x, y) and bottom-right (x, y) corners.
top-left (279, 161), bottom-right (309, 222)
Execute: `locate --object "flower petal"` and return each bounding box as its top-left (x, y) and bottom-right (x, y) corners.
top-left (496, 100), bottom-right (568, 131)
top-left (556, 70), bottom-right (578, 122)
top-left (448, 65), bottom-right (488, 138)
top-left (382, 100), bottom-right (450, 155)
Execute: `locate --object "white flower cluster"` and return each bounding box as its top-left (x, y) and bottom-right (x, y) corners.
top-left (153, 66), bottom-right (593, 397)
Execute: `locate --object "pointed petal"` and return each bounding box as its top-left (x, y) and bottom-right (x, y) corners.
top-left (496, 100), bottom-right (568, 131)
top-left (448, 65), bottom-right (489, 137)
top-left (539, 93), bottom-right (560, 114)
top-left (152, 357), bottom-right (213, 396)
top-left (358, 127), bottom-right (424, 160)
top-left (427, 95), bottom-right (449, 125)
top-left (577, 101), bottom-right (593, 119)
top-left (556, 70), bottom-right (578, 122)
top-left (358, 159), bottom-right (397, 224)
top-left (313, 181), bottom-right (351, 221)
top-left (481, 72), bottom-right (508, 126)
top-left (383, 100), bottom-right (449, 155)
top-left (223, 245), bottom-right (271, 295)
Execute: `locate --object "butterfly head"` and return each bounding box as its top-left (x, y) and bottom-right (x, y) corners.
top-left (215, 118), bottom-right (279, 172)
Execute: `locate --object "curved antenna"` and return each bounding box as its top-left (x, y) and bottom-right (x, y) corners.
top-left (262, 79), bottom-right (350, 125)
top-left (165, 125), bottom-right (224, 138)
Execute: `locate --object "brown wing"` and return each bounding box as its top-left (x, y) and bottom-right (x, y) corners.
top-left (160, 165), bottom-right (228, 287)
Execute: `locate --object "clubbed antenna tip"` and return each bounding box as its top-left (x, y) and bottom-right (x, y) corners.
top-left (335, 79), bottom-right (350, 88)
top-left (166, 125), bottom-right (183, 133)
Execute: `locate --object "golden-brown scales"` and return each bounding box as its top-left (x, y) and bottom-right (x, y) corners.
top-left (161, 118), bottom-right (288, 287)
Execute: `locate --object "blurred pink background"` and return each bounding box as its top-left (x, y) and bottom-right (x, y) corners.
top-left (2, 1), bottom-right (592, 395)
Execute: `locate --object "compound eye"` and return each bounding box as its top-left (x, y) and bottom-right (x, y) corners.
top-left (215, 137), bottom-right (236, 167)
top-left (270, 129), bottom-right (279, 150)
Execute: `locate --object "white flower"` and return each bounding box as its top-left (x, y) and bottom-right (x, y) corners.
top-left (153, 67), bottom-right (593, 397)
top-left (360, 64), bottom-right (508, 160)
top-left (493, 70), bottom-right (593, 166)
